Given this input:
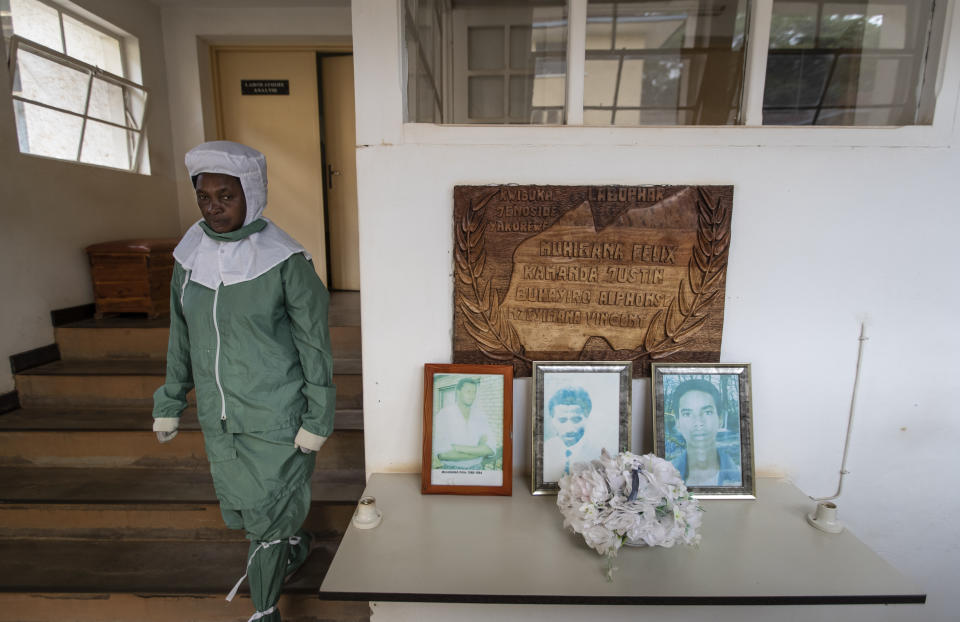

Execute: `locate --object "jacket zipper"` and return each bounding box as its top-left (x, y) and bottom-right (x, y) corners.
top-left (212, 285), bottom-right (227, 422)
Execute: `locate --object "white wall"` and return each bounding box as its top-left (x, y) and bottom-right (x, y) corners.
top-left (159, 3), bottom-right (352, 231)
top-left (0, 0), bottom-right (180, 394)
top-left (352, 1), bottom-right (960, 620)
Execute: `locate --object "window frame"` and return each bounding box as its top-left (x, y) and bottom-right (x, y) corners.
top-left (451, 7), bottom-right (569, 124)
top-left (400, 0), bottom-right (959, 147)
top-left (3, 0), bottom-right (149, 172)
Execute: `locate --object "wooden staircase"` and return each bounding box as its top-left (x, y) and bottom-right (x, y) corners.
top-left (0, 292), bottom-right (368, 622)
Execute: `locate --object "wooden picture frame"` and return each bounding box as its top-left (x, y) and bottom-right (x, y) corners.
top-left (422, 363), bottom-right (513, 495)
top-left (652, 363), bottom-right (756, 499)
top-left (531, 361), bottom-right (632, 495)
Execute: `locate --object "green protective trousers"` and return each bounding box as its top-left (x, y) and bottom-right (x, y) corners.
top-left (223, 477), bottom-right (314, 622)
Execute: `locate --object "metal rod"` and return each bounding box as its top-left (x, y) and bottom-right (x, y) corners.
top-left (811, 321), bottom-right (869, 502)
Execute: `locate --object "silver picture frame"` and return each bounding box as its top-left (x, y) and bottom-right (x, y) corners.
top-left (531, 361), bottom-right (632, 495)
top-left (652, 363), bottom-right (756, 499)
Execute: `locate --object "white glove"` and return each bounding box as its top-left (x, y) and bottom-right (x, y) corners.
top-left (153, 418), bottom-right (180, 444)
top-left (156, 429), bottom-right (178, 443)
top-left (294, 426), bottom-right (328, 454)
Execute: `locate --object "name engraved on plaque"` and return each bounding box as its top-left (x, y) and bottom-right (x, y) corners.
top-left (452, 185), bottom-right (734, 378)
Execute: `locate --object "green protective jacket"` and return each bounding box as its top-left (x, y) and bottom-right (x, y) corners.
top-left (153, 252), bottom-right (336, 508)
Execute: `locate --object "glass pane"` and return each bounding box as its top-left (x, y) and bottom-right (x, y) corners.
top-left (14, 100), bottom-right (82, 159)
top-left (871, 4), bottom-right (907, 49)
top-left (125, 83), bottom-right (148, 130)
top-left (769, 1), bottom-right (817, 49)
top-left (613, 108), bottom-right (641, 125)
top-left (583, 108), bottom-right (613, 125)
top-left (87, 77), bottom-right (125, 126)
top-left (509, 75), bottom-right (532, 119)
top-left (532, 57), bottom-right (565, 107)
top-left (584, 59), bottom-right (619, 107)
top-left (641, 108), bottom-right (692, 125)
top-left (615, 6), bottom-right (690, 50)
top-left (640, 57), bottom-right (689, 108)
top-left (764, 0), bottom-right (937, 125)
top-left (468, 26), bottom-right (504, 70)
top-left (586, 5), bottom-right (613, 50)
top-left (404, 0), bottom-right (444, 123)
top-left (585, 0), bottom-right (748, 125)
top-left (9, 0), bottom-right (63, 52)
top-left (80, 119), bottom-right (132, 169)
top-left (822, 55), bottom-right (908, 107)
top-left (531, 15), bottom-right (566, 52)
top-left (820, 3), bottom-right (868, 48)
top-left (510, 26), bottom-right (532, 70)
top-left (530, 108), bottom-right (563, 124)
top-left (763, 53), bottom-right (831, 107)
top-left (14, 49), bottom-right (89, 114)
top-left (62, 14), bottom-right (123, 75)
top-left (418, 73), bottom-right (439, 123)
top-left (468, 76), bottom-right (504, 119)
top-left (452, 2), bottom-right (567, 124)
top-left (763, 108), bottom-right (817, 124)
top-left (617, 58), bottom-right (644, 106)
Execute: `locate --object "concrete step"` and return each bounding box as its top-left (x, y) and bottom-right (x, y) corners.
top-left (0, 427), bottom-right (364, 469)
top-left (0, 465), bottom-right (365, 505)
top-left (0, 593), bottom-right (369, 622)
top-left (56, 322), bottom-right (361, 366)
top-left (0, 502), bottom-right (354, 541)
top-left (15, 360), bottom-right (363, 409)
top-left (0, 406), bottom-right (363, 432)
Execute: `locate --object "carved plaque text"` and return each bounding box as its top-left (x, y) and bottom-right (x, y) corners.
top-left (453, 185), bottom-right (733, 377)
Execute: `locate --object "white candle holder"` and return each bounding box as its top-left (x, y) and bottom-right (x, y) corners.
top-left (807, 501), bottom-right (843, 534)
top-left (352, 495), bottom-right (382, 530)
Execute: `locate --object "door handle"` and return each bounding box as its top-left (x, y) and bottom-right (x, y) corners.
top-left (327, 164), bottom-right (342, 189)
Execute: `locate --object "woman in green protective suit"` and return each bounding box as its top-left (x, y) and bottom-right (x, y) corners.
top-left (153, 141), bottom-right (335, 622)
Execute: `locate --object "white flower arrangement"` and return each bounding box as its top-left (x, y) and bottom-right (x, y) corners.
top-left (557, 449), bottom-right (704, 579)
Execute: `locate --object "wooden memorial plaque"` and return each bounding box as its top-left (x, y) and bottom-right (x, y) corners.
top-left (452, 185), bottom-right (734, 378)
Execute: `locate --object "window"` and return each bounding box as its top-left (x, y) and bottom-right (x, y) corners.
top-left (402, 0), bottom-right (946, 127)
top-left (584, 1), bottom-right (748, 126)
top-left (451, 3), bottom-right (568, 124)
top-left (405, 0), bottom-right (444, 123)
top-left (763, 1), bottom-right (940, 125)
top-left (1, 0), bottom-right (149, 172)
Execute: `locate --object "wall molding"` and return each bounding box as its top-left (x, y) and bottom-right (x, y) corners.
top-left (50, 303), bottom-right (95, 327)
top-left (0, 391), bottom-right (20, 415)
top-left (9, 343), bottom-right (60, 374)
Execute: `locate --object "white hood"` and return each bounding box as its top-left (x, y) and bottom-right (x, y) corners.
top-left (173, 141), bottom-right (309, 289)
top-left (184, 140), bottom-right (268, 226)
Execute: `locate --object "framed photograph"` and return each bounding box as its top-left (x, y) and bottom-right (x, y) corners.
top-left (532, 361), bottom-right (632, 495)
top-left (421, 364), bottom-right (513, 495)
top-left (652, 363), bottom-right (755, 499)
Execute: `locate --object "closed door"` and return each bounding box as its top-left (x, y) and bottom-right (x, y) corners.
top-left (321, 55), bottom-right (360, 291)
top-left (215, 49), bottom-right (328, 283)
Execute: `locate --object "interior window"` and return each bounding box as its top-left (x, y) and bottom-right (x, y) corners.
top-left (1, 0), bottom-right (149, 172)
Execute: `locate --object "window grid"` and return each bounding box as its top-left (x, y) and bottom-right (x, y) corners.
top-left (762, 0), bottom-right (936, 126)
top-left (465, 27), bottom-right (565, 125)
top-left (582, 0), bottom-right (749, 126)
top-left (403, 0), bottom-right (944, 128)
top-left (8, 35), bottom-right (148, 171)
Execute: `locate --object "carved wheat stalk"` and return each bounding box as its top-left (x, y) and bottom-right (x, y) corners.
top-left (634, 187), bottom-right (729, 361)
top-left (456, 190), bottom-right (529, 362)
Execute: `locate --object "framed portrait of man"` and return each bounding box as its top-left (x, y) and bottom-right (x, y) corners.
top-left (531, 361), bottom-right (632, 495)
top-left (652, 363), bottom-right (755, 499)
top-left (421, 363), bottom-right (513, 495)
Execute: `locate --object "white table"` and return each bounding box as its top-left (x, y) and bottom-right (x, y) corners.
top-left (320, 474), bottom-right (924, 606)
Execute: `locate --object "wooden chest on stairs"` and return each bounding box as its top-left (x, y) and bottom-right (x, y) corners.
top-left (85, 239), bottom-right (179, 318)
